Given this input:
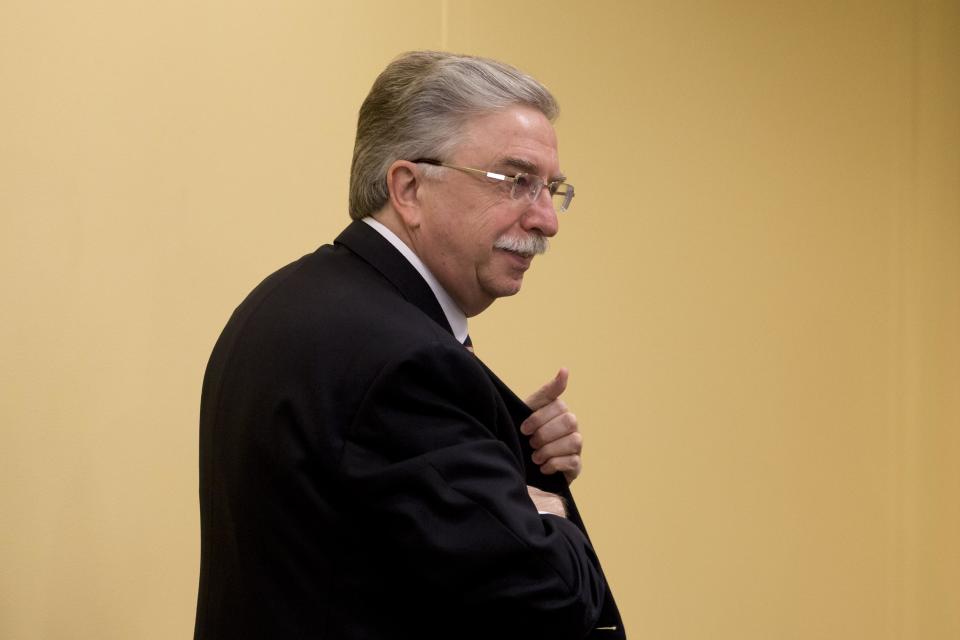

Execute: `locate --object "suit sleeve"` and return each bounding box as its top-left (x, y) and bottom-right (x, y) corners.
top-left (338, 340), bottom-right (606, 637)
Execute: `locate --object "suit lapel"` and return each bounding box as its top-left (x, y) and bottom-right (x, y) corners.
top-left (334, 220), bottom-right (453, 337)
top-left (476, 359), bottom-right (624, 636)
top-left (473, 359), bottom-right (573, 497)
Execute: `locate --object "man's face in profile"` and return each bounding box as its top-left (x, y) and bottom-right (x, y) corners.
top-left (414, 105), bottom-right (562, 317)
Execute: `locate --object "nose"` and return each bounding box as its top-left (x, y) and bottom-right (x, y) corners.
top-left (521, 187), bottom-right (559, 237)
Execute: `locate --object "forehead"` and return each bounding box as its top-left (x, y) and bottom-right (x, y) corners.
top-left (454, 105), bottom-right (561, 176)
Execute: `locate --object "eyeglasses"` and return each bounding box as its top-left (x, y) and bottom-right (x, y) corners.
top-left (412, 158), bottom-right (575, 213)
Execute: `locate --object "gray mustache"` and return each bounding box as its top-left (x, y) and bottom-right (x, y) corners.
top-left (493, 233), bottom-right (548, 257)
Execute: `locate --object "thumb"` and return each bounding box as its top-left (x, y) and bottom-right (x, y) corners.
top-left (524, 367), bottom-right (569, 410)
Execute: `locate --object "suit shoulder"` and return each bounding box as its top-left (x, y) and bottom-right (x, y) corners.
top-left (207, 243), bottom-right (453, 378)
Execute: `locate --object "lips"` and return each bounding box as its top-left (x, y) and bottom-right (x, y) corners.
top-left (496, 247), bottom-right (533, 269)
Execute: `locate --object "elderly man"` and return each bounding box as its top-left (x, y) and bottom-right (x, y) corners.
top-left (195, 51), bottom-right (624, 639)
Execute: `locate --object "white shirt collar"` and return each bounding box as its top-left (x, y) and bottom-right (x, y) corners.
top-left (362, 217), bottom-right (469, 344)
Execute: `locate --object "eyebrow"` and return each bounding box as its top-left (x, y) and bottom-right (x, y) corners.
top-left (497, 156), bottom-right (567, 183)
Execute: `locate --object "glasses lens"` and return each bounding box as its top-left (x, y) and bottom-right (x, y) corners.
top-left (512, 174), bottom-right (573, 211)
top-left (552, 184), bottom-right (574, 212)
top-left (511, 173), bottom-right (541, 202)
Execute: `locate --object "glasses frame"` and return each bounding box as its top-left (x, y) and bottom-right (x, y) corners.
top-left (411, 158), bottom-right (575, 213)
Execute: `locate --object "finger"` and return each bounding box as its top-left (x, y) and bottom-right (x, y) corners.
top-left (527, 485), bottom-right (567, 517)
top-left (530, 431), bottom-right (583, 465)
top-left (519, 398), bottom-right (568, 435)
top-left (540, 454), bottom-right (582, 481)
top-left (524, 367), bottom-right (569, 411)
top-left (527, 412), bottom-right (578, 449)
top-left (563, 461), bottom-right (582, 484)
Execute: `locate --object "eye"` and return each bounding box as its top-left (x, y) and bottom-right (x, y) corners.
top-left (513, 173), bottom-right (533, 191)
top-left (547, 181), bottom-right (561, 196)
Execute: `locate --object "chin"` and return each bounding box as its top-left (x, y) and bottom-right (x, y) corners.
top-left (478, 266), bottom-right (526, 302)
top-left (489, 279), bottom-right (524, 299)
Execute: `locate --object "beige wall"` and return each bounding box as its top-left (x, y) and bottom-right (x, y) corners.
top-left (1, 1), bottom-right (957, 638)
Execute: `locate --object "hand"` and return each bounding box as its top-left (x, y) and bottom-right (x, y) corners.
top-left (527, 485), bottom-right (567, 518)
top-left (521, 368), bottom-right (583, 484)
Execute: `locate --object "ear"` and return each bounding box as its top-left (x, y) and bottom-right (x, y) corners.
top-left (386, 160), bottom-right (424, 229)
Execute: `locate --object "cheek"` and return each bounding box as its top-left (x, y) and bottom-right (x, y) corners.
top-left (458, 213), bottom-right (501, 254)
top-left (432, 198), bottom-right (519, 265)
top-left (476, 203), bottom-right (522, 241)
top-left (428, 223), bottom-right (484, 276)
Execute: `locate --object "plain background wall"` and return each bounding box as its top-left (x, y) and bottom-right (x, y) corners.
top-left (1, 1), bottom-right (957, 638)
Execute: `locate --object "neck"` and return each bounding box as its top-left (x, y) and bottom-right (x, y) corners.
top-left (368, 207), bottom-right (493, 318)
top-left (369, 208), bottom-right (415, 250)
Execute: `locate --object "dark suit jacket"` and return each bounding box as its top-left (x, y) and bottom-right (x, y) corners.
top-left (195, 221), bottom-right (625, 639)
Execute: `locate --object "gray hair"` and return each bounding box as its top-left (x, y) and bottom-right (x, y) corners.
top-left (348, 51), bottom-right (559, 220)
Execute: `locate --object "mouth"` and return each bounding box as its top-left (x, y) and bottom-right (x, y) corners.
top-left (496, 247), bottom-right (534, 269)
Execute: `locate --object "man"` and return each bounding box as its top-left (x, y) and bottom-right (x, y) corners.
top-left (195, 51), bottom-right (624, 639)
